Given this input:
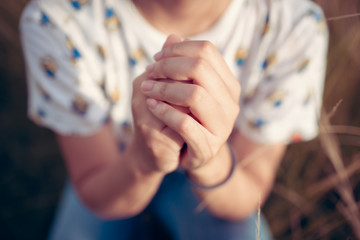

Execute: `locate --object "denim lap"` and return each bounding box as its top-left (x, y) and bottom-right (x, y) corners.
top-left (48, 172), bottom-right (273, 240)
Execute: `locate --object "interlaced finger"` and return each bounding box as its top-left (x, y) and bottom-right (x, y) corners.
top-left (154, 39), bottom-right (240, 102)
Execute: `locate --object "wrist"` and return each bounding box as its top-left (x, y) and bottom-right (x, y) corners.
top-left (126, 136), bottom-right (166, 178)
top-left (186, 144), bottom-right (236, 190)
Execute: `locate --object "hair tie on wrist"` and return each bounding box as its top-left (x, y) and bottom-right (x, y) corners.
top-left (186, 146), bottom-right (237, 190)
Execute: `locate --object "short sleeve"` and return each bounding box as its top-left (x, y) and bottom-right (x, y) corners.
top-left (236, 3), bottom-right (328, 144)
top-left (20, 3), bottom-right (110, 136)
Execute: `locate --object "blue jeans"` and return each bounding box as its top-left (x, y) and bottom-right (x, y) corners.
top-left (48, 171), bottom-right (273, 240)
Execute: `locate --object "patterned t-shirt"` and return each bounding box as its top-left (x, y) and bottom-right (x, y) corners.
top-left (20, 0), bottom-right (328, 149)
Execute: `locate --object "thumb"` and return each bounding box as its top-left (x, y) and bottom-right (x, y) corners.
top-left (162, 34), bottom-right (183, 49)
top-left (153, 34), bottom-right (183, 61)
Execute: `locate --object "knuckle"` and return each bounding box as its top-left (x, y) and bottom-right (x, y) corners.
top-left (188, 85), bottom-right (206, 104)
top-left (233, 106), bottom-right (240, 120)
top-left (147, 136), bottom-right (157, 149)
top-left (234, 81), bottom-right (241, 100)
top-left (234, 103), bottom-right (240, 115)
top-left (168, 43), bottom-right (181, 56)
top-left (146, 130), bottom-right (162, 149)
top-left (224, 102), bottom-right (240, 121)
top-left (198, 41), bottom-right (214, 56)
top-left (159, 59), bottom-right (170, 74)
top-left (191, 58), bottom-right (207, 76)
top-left (186, 158), bottom-right (203, 169)
top-left (229, 104), bottom-right (240, 124)
top-left (178, 116), bottom-right (192, 135)
top-left (131, 95), bottom-right (145, 114)
top-left (204, 152), bottom-right (214, 163)
top-left (156, 103), bottom-right (170, 118)
top-left (203, 143), bottom-right (216, 161)
top-left (138, 122), bottom-right (149, 134)
top-left (158, 82), bottom-right (168, 99)
top-left (131, 98), bottom-right (140, 112)
top-left (133, 73), bottom-right (145, 89)
top-left (133, 77), bottom-right (140, 87)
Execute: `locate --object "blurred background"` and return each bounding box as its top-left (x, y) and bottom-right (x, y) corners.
top-left (0, 0), bottom-right (359, 239)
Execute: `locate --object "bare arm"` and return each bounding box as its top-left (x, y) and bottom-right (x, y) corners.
top-left (57, 72), bottom-right (184, 220)
top-left (56, 125), bottom-right (162, 220)
top-left (187, 130), bottom-right (285, 220)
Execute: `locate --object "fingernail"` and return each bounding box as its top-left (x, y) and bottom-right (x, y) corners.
top-left (146, 63), bottom-right (154, 73)
top-left (141, 81), bottom-right (154, 91)
top-left (153, 51), bottom-right (163, 61)
top-left (146, 98), bottom-right (158, 109)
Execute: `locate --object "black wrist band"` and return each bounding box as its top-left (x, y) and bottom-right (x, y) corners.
top-left (186, 146), bottom-right (237, 190)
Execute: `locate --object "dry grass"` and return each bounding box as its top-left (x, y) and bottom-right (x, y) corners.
top-left (257, 194), bottom-right (261, 240)
top-left (264, 1), bottom-right (360, 239)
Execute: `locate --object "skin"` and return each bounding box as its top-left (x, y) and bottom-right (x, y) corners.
top-left (57, 0), bottom-right (286, 221)
top-left (132, 0), bottom-right (232, 36)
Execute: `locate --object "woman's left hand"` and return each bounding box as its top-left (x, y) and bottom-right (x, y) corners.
top-left (141, 35), bottom-right (241, 170)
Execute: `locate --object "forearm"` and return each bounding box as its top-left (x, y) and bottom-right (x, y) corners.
top-left (78, 161), bottom-right (164, 219)
top-left (187, 144), bottom-right (274, 221)
top-left (71, 139), bottom-right (166, 220)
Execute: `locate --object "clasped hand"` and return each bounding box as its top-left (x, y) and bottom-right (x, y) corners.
top-left (132, 35), bottom-right (240, 174)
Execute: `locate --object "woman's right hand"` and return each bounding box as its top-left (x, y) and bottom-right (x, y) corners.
top-left (130, 71), bottom-right (185, 174)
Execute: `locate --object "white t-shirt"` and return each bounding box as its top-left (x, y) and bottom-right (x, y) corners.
top-left (20, 0), bottom-right (328, 147)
